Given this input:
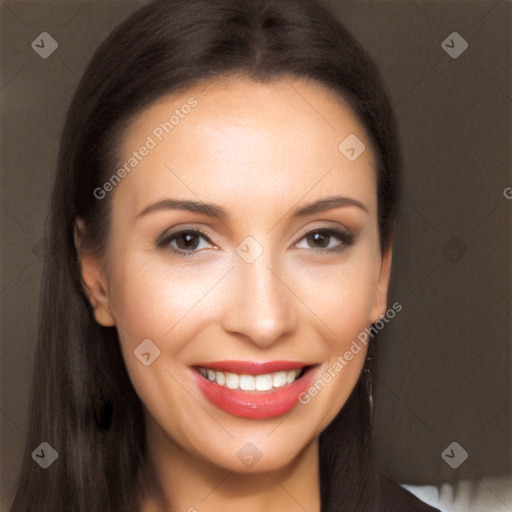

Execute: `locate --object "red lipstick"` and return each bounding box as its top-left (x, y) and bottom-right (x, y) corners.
top-left (191, 361), bottom-right (317, 419)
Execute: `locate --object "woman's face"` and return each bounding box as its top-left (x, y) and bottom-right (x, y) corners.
top-left (78, 75), bottom-right (392, 473)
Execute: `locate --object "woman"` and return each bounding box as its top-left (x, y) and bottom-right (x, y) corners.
top-left (10, 0), bottom-right (440, 510)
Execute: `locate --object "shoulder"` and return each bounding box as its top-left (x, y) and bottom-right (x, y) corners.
top-left (375, 470), bottom-right (442, 512)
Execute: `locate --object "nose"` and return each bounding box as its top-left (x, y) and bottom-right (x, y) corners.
top-left (221, 251), bottom-right (298, 348)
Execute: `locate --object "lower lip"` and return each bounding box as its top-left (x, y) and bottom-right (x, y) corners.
top-left (193, 367), bottom-right (316, 419)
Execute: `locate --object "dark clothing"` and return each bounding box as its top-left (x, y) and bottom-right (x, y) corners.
top-left (376, 471), bottom-right (441, 511)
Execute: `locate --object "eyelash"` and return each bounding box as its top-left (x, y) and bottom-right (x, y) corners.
top-left (156, 227), bottom-right (354, 257)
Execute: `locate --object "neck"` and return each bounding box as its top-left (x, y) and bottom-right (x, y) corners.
top-left (136, 415), bottom-right (321, 512)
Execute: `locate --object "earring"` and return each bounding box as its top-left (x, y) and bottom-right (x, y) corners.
top-left (93, 395), bottom-right (114, 431)
top-left (364, 355), bottom-right (373, 425)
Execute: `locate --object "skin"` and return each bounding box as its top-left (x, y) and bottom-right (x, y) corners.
top-left (75, 75), bottom-right (392, 512)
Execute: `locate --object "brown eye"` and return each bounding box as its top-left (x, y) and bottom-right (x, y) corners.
top-left (156, 229), bottom-right (214, 256)
top-left (305, 232), bottom-right (331, 249)
top-left (174, 231), bottom-right (202, 250)
top-left (296, 228), bottom-right (354, 252)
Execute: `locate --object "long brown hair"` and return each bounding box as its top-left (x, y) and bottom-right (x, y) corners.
top-left (10, 1), bottom-right (400, 510)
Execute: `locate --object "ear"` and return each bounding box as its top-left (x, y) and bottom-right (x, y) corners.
top-left (370, 243), bottom-right (393, 324)
top-left (74, 218), bottom-right (115, 327)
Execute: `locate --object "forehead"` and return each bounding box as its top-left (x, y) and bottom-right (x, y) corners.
top-left (112, 75), bottom-right (378, 218)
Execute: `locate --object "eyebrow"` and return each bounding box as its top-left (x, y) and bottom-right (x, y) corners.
top-left (136, 195), bottom-right (368, 220)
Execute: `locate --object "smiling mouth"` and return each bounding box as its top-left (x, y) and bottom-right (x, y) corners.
top-left (196, 366), bottom-right (308, 392)
top-left (191, 362), bottom-right (317, 419)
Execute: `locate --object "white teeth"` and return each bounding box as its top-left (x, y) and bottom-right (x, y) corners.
top-left (255, 374), bottom-right (273, 391)
top-left (239, 375), bottom-right (255, 391)
top-left (272, 371), bottom-right (287, 388)
top-left (215, 371), bottom-right (225, 386)
top-left (225, 372), bottom-right (239, 389)
top-left (286, 371), bottom-right (296, 384)
top-left (198, 367), bottom-right (303, 391)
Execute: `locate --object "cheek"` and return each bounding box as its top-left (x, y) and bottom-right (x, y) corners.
top-left (105, 254), bottom-right (215, 430)
top-left (292, 253), bottom-right (380, 340)
top-left (109, 254), bottom-right (223, 344)
top-left (293, 256), bottom-right (378, 423)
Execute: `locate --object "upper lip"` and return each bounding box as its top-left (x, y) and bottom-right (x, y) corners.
top-left (192, 360), bottom-right (315, 374)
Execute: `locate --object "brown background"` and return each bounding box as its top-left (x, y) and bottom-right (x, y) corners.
top-left (1, 1), bottom-right (511, 510)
